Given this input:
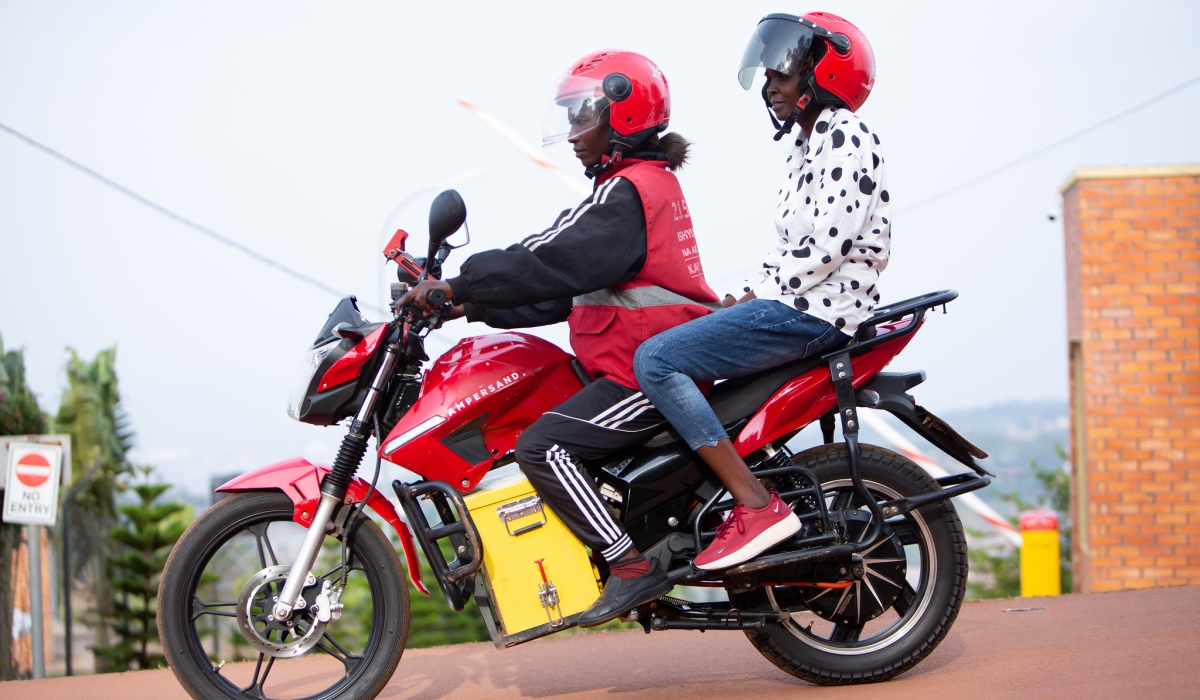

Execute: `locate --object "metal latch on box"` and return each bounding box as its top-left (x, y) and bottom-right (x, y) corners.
top-left (535, 558), bottom-right (564, 628)
top-left (497, 494), bottom-right (546, 536)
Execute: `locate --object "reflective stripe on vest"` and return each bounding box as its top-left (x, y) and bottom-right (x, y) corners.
top-left (574, 285), bottom-right (723, 312)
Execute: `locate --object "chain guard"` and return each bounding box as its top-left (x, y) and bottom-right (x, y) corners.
top-left (800, 510), bottom-right (907, 625)
top-left (236, 565), bottom-right (327, 658)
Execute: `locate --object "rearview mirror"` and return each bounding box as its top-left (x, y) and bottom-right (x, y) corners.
top-left (428, 189), bottom-right (467, 258)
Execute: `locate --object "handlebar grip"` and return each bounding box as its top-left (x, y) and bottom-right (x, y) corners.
top-left (426, 288), bottom-right (448, 306)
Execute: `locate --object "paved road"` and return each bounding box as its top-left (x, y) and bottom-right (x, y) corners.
top-left (6, 585), bottom-right (1198, 699)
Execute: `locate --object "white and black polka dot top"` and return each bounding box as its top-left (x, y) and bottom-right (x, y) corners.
top-left (743, 105), bottom-right (891, 335)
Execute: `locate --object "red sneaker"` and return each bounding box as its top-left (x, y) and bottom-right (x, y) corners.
top-left (694, 492), bottom-right (801, 571)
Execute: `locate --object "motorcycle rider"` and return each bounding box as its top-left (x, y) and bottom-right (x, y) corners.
top-left (402, 50), bottom-right (721, 626)
top-left (635, 12), bottom-right (890, 570)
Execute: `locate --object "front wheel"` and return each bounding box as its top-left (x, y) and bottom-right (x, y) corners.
top-left (732, 444), bottom-right (968, 685)
top-left (159, 491), bottom-right (409, 700)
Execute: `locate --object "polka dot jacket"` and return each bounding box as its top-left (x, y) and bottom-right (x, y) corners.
top-left (743, 105), bottom-right (891, 335)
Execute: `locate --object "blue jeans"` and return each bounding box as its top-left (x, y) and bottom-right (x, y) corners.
top-left (634, 299), bottom-right (851, 451)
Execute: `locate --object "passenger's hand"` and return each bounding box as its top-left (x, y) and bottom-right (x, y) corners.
top-left (722, 294), bottom-right (737, 308)
top-left (397, 279), bottom-right (453, 318)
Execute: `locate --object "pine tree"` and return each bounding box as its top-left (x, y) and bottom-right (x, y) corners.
top-left (93, 466), bottom-right (185, 671)
top-left (53, 346), bottom-right (133, 667)
top-left (0, 334), bottom-right (49, 680)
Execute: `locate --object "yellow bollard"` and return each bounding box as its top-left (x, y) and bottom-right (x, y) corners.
top-left (1019, 509), bottom-right (1061, 597)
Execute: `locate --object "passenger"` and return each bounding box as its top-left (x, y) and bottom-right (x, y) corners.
top-left (634, 12), bottom-right (891, 570)
top-left (402, 51), bottom-right (720, 625)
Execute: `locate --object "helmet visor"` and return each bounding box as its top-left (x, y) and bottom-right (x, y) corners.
top-left (543, 75), bottom-right (609, 146)
top-left (738, 16), bottom-right (815, 90)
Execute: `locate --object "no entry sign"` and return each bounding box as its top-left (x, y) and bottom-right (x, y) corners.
top-left (3, 442), bottom-right (62, 526)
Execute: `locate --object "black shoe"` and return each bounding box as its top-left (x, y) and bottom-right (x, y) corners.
top-left (578, 566), bottom-right (674, 628)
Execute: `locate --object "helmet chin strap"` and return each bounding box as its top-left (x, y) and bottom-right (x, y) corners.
top-left (764, 73), bottom-right (819, 141)
top-left (585, 126), bottom-right (660, 179)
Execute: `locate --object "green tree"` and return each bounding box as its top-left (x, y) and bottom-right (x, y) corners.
top-left (0, 334), bottom-right (49, 680)
top-left (93, 466), bottom-right (184, 671)
top-left (53, 346), bottom-right (133, 668)
top-left (968, 446), bottom-right (1073, 599)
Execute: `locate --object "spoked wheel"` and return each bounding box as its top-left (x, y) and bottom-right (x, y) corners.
top-left (159, 491), bottom-right (409, 700)
top-left (731, 444), bottom-right (967, 685)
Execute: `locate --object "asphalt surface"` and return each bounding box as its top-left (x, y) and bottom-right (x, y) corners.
top-left (6, 585), bottom-right (1198, 699)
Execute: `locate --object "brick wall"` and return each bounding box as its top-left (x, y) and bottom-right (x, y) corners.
top-left (1061, 165), bottom-right (1200, 592)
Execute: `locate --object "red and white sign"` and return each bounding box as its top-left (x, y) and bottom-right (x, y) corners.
top-left (3, 443), bottom-right (62, 526)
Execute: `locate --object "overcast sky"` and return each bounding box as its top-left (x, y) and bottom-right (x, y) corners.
top-left (2, 1), bottom-right (1198, 494)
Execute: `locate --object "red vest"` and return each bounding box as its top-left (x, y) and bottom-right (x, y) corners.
top-left (568, 159), bottom-right (719, 390)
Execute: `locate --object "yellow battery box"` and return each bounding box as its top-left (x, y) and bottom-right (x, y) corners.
top-left (463, 463), bottom-right (602, 647)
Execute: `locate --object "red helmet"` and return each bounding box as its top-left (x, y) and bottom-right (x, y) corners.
top-left (738, 12), bottom-right (876, 113)
top-left (543, 50), bottom-right (671, 154)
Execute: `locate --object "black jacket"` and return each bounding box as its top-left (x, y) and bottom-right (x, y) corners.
top-left (447, 177), bottom-right (648, 328)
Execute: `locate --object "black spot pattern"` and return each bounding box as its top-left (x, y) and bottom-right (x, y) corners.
top-left (815, 121), bottom-right (829, 134)
top-left (859, 175), bottom-right (875, 195)
top-left (880, 190), bottom-right (890, 202)
top-left (829, 227), bottom-right (839, 237)
top-left (827, 196), bottom-right (834, 204)
top-left (840, 239), bottom-right (853, 255)
top-left (821, 255), bottom-right (832, 263)
top-left (840, 189), bottom-right (847, 197)
top-left (795, 247), bottom-right (811, 258)
top-left (788, 277), bottom-right (801, 289)
top-left (835, 317), bottom-right (846, 329)
top-left (850, 280), bottom-right (860, 289)
top-left (872, 153), bottom-right (879, 169)
top-left (795, 296), bottom-right (810, 311)
top-left (831, 167), bottom-right (842, 181)
top-left (822, 298), bottom-right (832, 307)
top-left (851, 134), bottom-right (861, 148)
top-left (859, 122), bottom-right (869, 133)
top-left (831, 129), bottom-right (845, 148)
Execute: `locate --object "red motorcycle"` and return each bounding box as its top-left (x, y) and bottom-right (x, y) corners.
top-left (159, 190), bottom-right (992, 699)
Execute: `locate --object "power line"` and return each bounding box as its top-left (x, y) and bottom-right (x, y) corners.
top-left (0, 121), bottom-right (386, 316)
top-left (896, 73), bottom-right (1200, 216)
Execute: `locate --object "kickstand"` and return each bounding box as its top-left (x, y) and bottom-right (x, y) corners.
top-left (828, 352), bottom-right (886, 550)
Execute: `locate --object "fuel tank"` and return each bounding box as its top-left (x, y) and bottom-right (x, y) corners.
top-left (382, 332), bottom-right (584, 491)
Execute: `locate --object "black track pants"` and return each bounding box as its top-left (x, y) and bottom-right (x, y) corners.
top-left (516, 378), bottom-right (665, 562)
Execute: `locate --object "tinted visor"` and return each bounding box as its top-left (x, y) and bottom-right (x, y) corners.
top-left (543, 75), bottom-right (609, 146)
top-left (738, 16), bottom-right (815, 90)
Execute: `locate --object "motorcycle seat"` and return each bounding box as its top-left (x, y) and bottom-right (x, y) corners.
top-left (640, 352), bottom-right (827, 449)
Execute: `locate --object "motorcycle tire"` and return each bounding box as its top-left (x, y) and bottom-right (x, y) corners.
top-left (733, 443), bottom-right (967, 685)
top-left (159, 491), bottom-right (409, 700)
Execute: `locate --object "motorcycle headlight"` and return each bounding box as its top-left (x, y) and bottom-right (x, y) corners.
top-left (287, 340), bottom-right (340, 421)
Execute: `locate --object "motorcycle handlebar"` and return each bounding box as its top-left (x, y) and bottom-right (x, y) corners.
top-left (426, 288), bottom-right (447, 306)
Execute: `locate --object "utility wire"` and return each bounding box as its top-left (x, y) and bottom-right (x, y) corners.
top-left (0, 121), bottom-right (386, 316)
top-left (896, 73), bottom-right (1200, 216)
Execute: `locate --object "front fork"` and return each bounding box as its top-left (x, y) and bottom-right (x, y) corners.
top-left (273, 341), bottom-right (400, 621)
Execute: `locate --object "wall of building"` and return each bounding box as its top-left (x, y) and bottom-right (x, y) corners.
top-left (1061, 165), bottom-right (1200, 592)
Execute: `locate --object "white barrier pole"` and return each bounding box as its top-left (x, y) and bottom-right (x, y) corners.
top-left (859, 411), bottom-right (1022, 548)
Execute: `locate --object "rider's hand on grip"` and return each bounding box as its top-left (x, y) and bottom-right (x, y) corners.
top-left (397, 279), bottom-right (454, 319)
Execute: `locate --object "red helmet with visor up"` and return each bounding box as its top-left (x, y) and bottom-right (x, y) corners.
top-left (543, 50), bottom-right (671, 156)
top-left (738, 12), bottom-right (875, 136)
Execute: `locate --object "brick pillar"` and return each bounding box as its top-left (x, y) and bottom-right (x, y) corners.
top-left (1060, 165), bottom-right (1200, 592)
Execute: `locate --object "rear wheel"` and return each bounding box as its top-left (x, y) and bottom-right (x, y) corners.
top-left (732, 444), bottom-right (967, 685)
top-left (159, 491), bottom-right (409, 700)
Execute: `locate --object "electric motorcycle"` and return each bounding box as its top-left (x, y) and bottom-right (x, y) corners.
top-left (158, 190), bottom-right (993, 699)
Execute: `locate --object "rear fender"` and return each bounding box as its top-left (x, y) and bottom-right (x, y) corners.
top-left (216, 457), bottom-right (429, 595)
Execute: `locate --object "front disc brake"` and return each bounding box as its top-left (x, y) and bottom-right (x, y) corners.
top-left (237, 565), bottom-right (327, 658)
